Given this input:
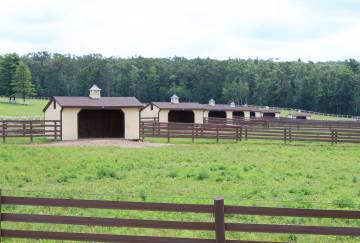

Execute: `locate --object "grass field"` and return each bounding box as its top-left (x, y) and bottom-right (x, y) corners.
top-left (1, 138), bottom-right (360, 242)
top-left (0, 97), bottom-right (47, 117)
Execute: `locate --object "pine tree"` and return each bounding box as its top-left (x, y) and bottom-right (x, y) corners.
top-left (11, 62), bottom-right (36, 103)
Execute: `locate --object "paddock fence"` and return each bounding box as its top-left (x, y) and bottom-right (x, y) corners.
top-left (140, 121), bottom-right (360, 144)
top-left (0, 120), bottom-right (61, 142)
top-left (204, 117), bottom-right (360, 129)
top-left (0, 192), bottom-right (360, 243)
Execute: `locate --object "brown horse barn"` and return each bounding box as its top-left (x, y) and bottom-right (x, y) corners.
top-left (141, 95), bottom-right (206, 123)
top-left (43, 85), bottom-right (143, 140)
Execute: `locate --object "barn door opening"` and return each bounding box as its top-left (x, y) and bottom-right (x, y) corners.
top-left (208, 111), bottom-right (226, 118)
top-left (263, 112), bottom-right (275, 118)
top-left (233, 111), bottom-right (244, 118)
top-left (78, 109), bottom-right (124, 138)
top-left (168, 110), bottom-right (194, 123)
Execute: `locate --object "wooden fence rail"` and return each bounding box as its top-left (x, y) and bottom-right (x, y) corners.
top-left (140, 121), bottom-right (360, 144)
top-left (0, 192), bottom-right (360, 242)
top-left (0, 120), bottom-right (61, 143)
top-left (204, 117), bottom-right (360, 129)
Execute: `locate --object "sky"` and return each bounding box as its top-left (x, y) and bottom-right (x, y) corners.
top-left (0, 0), bottom-right (359, 61)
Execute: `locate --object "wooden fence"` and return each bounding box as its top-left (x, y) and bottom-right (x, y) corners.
top-left (204, 117), bottom-right (360, 129)
top-left (0, 120), bottom-right (61, 142)
top-left (140, 121), bottom-right (360, 143)
top-left (0, 192), bottom-right (360, 242)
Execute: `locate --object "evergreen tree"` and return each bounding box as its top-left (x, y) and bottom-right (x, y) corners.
top-left (11, 62), bottom-right (36, 103)
top-left (0, 53), bottom-right (20, 97)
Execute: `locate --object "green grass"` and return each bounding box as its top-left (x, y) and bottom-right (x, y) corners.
top-left (0, 97), bottom-right (47, 117)
top-left (1, 138), bottom-right (360, 242)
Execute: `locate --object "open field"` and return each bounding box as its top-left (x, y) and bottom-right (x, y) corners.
top-left (1, 138), bottom-right (360, 242)
top-left (0, 97), bottom-right (47, 117)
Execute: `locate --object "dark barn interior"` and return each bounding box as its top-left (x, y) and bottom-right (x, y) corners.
top-left (168, 110), bottom-right (195, 123)
top-left (208, 111), bottom-right (226, 118)
top-left (263, 112), bottom-right (276, 118)
top-left (296, 116), bottom-right (307, 119)
top-left (78, 109), bottom-right (124, 138)
top-left (233, 111), bottom-right (244, 118)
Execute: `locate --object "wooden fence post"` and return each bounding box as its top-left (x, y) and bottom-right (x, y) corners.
top-left (22, 122), bottom-right (25, 136)
top-left (167, 123), bottom-right (170, 143)
top-left (214, 197), bottom-right (226, 243)
top-left (30, 121), bottom-right (33, 143)
top-left (216, 126), bottom-right (219, 143)
top-left (54, 121), bottom-right (57, 140)
top-left (236, 127), bottom-right (239, 142)
top-left (289, 127), bottom-right (292, 142)
top-left (331, 130), bottom-right (334, 144)
top-left (2, 121), bottom-right (6, 143)
top-left (283, 128), bottom-right (287, 144)
top-left (335, 129), bottom-right (338, 144)
top-left (192, 125), bottom-right (195, 143)
top-left (239, 127), bottom-right (242, 141)
top-left (245, 127), bottom-right (248, 141)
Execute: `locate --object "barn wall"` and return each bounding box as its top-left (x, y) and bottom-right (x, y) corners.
top-left (123, 108), bottom-right (140, 140)
top-left (194, 110), bottom-right (204, 124)
top-left (244, 111), bottom-right (250, 119)
top-left (44, 101), bottom-right (61, 136)
top-left (203, 110), bottom-right (209, 118)
top-left (62, 108), bottom-right (81, 140)
top-left (159, 110), bottom-right (170, 122)
top-left (255, 111), bottom-right (261, 118)
top-left (44, 101), bottom-right (61, 120)
top-left (226, 111), bottom-right (233, 119)
top-left (140, 104), bottom-right (159, 119)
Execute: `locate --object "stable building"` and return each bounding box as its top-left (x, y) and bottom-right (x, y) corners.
top-left (203, 100), bottom-right (261, 119)
top-left (258, 107), bottom-right (281, 118)
top-left (43, 85), bottom-right (143, 140)
top-left (141, 94), bottom-right (205, 123)
top-left (288, 111), bottom-right (311, 120)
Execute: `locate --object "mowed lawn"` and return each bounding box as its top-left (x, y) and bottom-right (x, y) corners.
top-left (1, 138), bottom-right (360, 242)
top-left (0, 97), bottom-right (48, 116)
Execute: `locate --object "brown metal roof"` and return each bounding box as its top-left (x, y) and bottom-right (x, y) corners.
top-left (46, 96), bottom-right (143, 110)
top-left (152, 102), bottom-right (206, 110)
top-left (204, 104), bottom-right (256, 111)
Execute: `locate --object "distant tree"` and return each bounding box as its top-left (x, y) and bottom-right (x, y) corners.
top-left (11, 62), bottom-right (36, 103)
top-left (222, 79), bottom-right (249, 104)
top-left (0, 53), bottom-right (20, 97)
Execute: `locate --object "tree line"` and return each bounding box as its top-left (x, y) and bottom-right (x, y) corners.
top-left (0, 52), bottom-right (359, 115)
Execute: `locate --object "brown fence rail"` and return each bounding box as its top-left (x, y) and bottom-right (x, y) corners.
top-left (1, 192), bottom-right (360, 242)
top-left (140, 121), bottom-right (360, 144)
top-left (0, 120), bottom-right (61, 143)
top-left (204, 117), bottom-right (360, 129)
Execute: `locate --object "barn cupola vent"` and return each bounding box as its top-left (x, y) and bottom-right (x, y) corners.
top-left (209, 99), bottom-right (215, 106)
top-left (230, 101), bottom-right (235, 108)
top-left (89, 84), bottom-right (101, 99)
top-left (171, 94), bottom-right (179, 104)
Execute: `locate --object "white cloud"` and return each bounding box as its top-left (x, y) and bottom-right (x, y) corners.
top-left (0, 0), bottom-right (359, 61)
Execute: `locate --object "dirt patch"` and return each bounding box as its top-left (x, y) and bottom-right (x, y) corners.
top-left (29, 139), bottom-right (171, 148)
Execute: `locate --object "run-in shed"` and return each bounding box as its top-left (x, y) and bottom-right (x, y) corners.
top-left (141, 94), bottom-right (205, 123)
top-left (43, 85), bottom-right (143, 140)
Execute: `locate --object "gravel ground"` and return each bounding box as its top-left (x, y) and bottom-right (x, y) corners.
top-left (30, 139), bottom-right (171, 148)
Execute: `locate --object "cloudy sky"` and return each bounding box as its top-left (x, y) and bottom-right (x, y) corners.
top-left (0, 0), bottom-right (359, 61)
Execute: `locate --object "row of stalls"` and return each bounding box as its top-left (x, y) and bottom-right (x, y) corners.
top-left (43, 85), bottom-right (307, 141)
top-left (140, 95), bottom-right (281, 124)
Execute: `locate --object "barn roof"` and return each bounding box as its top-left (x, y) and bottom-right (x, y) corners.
top-left (43, 96), bottom-right (143, 111)
top-left (204, 104), bottom-right (256, 111)
top-left (152, 102), bottom-right (206, 110)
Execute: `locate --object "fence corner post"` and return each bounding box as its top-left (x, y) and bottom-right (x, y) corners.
top-left (214, 196), bottom-right (225, 243)
top-left (284, 127), bottom-right (287, 144)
